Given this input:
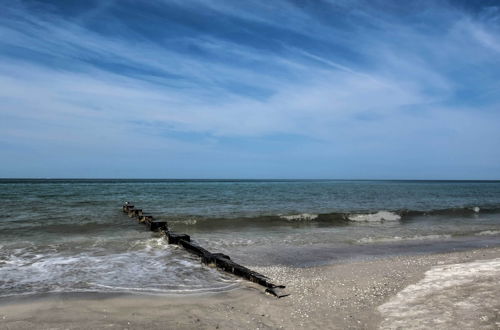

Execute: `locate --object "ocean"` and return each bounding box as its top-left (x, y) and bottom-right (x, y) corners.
top-left (1, 179), bottom-right (500, 297)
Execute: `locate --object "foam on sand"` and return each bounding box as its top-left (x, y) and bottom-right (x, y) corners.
top-left (378, 258), bottom-right (500, 329)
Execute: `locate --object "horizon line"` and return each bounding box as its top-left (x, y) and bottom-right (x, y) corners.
top-left (1, 178), bottom-right (500, 182)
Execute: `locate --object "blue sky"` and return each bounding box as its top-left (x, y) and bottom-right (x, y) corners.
top-left (1, 0), bottom-right (500, 179)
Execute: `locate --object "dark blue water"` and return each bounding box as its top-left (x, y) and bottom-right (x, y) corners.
top-left (1, 179), bottom-right (500, 296)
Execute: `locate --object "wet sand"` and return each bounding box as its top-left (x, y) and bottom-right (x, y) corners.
top-left (1, 246), bottom-right (499, 330)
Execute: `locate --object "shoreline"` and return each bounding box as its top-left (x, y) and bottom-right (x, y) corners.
top-left (1, 246), bottom-right (500, 329)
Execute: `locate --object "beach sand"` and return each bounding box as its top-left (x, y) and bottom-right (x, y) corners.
top-left (1, 246), bottom-right (499, 330)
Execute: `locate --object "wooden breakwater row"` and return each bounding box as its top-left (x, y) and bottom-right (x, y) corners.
top-left (122, 202), bottom-right (288, 298)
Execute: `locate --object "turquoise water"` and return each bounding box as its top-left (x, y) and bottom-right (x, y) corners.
top-left (1, 179), bottom-right (500, 296)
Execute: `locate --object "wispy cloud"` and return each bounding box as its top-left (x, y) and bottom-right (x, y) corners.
top-left (1, 0), bottom-right (499, 178)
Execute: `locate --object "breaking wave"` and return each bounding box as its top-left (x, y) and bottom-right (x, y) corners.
top-left (475, 230), bottom-right (500, 236)
top-left (279, 213), bottom-right (318, 221)
top-left (164, 205), bottom-right (500, 230)
top-left (348, 211), bottom-right (401, 222)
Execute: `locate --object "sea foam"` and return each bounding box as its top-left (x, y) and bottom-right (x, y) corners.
top-left (0, 238), bottom-right (237, 297)
top-left (476, 230), bottom-right (500, 236)
top-left (357, 234), bottom-right (451, 244)
top-left (348, 211), bottom-right (401, 222)
top-left (378, 258), bottom-right (500, 329)
top-left (280, 213), bottom-right (318, 221)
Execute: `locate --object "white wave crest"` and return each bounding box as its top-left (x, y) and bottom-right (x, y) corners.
top-left (476, 230), bottom-right (500, 236)
top-left (378, 258), bottom-right (500, 329)
top-left (280, 213), bottom-right (318, 221)
top-left (180, 219), bottom-right (198, 225)
top-left (357, 234), bottom-right (451, 244)
top-left (129, 237), bottom-right (170, 251)
top-left (348, 211), bottom-right (401, 222)
top-left (210, 238), bottom-right (256, 247)
top-left (143, 237), bottom-right (169, 251)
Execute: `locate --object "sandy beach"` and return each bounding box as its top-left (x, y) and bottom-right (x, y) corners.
top-left (3, 0), bottom-right (500, 327)
top-left (1, 246), bottom-right (499, 330)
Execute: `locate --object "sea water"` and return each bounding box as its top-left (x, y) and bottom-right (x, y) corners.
top-left (0, 179), bottom-right (500, 296)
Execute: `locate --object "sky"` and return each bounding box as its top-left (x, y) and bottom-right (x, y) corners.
top-left (1, 0), bottom-right (500, 179)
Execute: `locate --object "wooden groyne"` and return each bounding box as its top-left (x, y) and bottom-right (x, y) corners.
top-left (122, 202), bottom-right (288, 298)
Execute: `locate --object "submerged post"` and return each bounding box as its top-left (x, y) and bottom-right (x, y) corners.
top-left (121, 202), bottom-right (288, 298)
